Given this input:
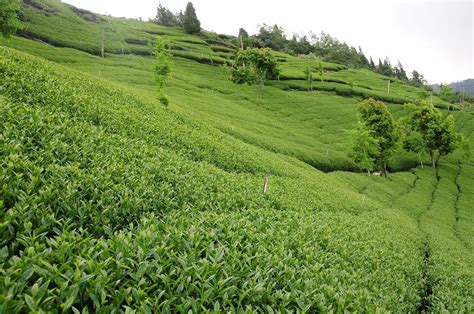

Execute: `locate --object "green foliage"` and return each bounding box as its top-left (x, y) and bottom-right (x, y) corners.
top-left (358, 99), bottom-right (399, 176)
top-left (438, 83), bottom-right (457, 103)
top-left (231, 48), bottom-right (280, 89)
top-left (155, 3), bottom-right (181, 27)
top-left (404, 102), bottom-right (463, 167)
top-left (0, 4), bottom-right (473, 311)
top-left (403, 131), bottom-right (425, 168)
top-left (347, 122), bottom-right (380, 174)
top-left (410, 70), bottom-right (427, 88)
top-left (303, 65), bottom-right (313, 91)
top-left (182, 2), bottom-right (200, 34)
top-left (152, 37), bottom-right (173, 104)
top-left (0, 0), bottom-right (23, 38)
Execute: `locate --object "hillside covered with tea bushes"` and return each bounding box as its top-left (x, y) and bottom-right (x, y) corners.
top-left (0, 0), bottom-right (473, 312)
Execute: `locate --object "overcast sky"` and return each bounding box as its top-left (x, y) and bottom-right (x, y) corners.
top-left (62, 0), bottom-right (473, 84)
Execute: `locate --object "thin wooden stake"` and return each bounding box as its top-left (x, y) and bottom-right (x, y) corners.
top-left (101, 29), bottom-right (104, 58)
top-left (263, 173), bottom-right (270, 193)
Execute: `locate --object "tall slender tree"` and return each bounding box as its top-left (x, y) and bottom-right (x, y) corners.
top-left (152, 37), bottom-right (173, 105)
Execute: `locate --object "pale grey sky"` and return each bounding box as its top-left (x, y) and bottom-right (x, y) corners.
top-left (62, 0), bottom-right (473, 83)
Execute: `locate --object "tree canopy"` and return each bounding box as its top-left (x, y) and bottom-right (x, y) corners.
top-left (403, 102), bottom-right (463, 168)
top-left (183, 2), bottom-right (200, 34)
top-left (0, 0), bottom-right (23, 38)
top-left (230, 48), bottom-right (280, 89)
top-left (357, 99), bottom-right (399, 177)
top-left (152, 37), bottom-right (173, 105)
top-left (155, 3), bottom-right (181, 27)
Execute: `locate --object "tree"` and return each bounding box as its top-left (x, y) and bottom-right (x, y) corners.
top-left (256, 24), bottom-right (287, 51)
top-left (369, 57), bottom-right (376, 70)
top-left (230, 48), bottom-right (280, 89)
top-left (155, 3), bottom-right (179, 27)
top-left (347, 122), bottom-right (380, 175)
top-left (0, 0), bottom-right (23, 38)
top-left (182, 2), bottom-right (200, 34)
top-left (152, 37), bottom-right (173, 105)
top-left (238, 27), bottom-right (249, 49)
top-left (403, 102), bottom-right (463, 167)
top-left (379, 58), bottom-right (394, 77)
top-left (358, 99), bottom-right (399, 177)
top-left (358, 46), bottom-right (370, 68)
top-left (317, 62), bottom-right (324, 82)
top-left (410, 70), bottom-right (427, 87)
top-left (238, 28), bottom-right (249, 39)
top-left (403, 130), bottom-right (425, 168)
top-left (395, 61), bottom-right (408, 81)
top-left (303, 65), bottom-right (313, 92)
top-left (438, 84), bottom-right (457, 103)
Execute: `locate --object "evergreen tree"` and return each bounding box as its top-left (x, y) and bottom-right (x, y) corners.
top-left (396, 61), bottom-right (408, 81)
top-left (410, 70), bottom-right (427, 87)
top-left (183, 2), bottom-right (200, 34)
top-left (380, 58), bottom-right (394, 77)
top-left (358, 46), bottom-right (370, 68)
top-left (377, 58), bottom-right (383, 73)
top-left (0, 0), bottom-right (23, 38)
top-left (239, 28), bottom-right (249, 39)
top-left (155, 3), bottom-right (179, 27)
top-left (369, 57), bottom-right (376, 69)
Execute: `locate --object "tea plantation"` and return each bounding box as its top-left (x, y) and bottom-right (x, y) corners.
top-left (0, 0), bottom-right (473, 312)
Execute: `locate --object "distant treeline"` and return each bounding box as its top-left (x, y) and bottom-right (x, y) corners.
top-left (154, 4), bottom-right (429, 88)
top-left (238, 25), bottom-right (429, 88)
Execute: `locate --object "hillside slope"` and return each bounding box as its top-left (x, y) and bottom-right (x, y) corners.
top-left (0, 0), bottom-right (473, 312)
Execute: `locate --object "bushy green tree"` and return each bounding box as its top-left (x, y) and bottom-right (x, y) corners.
top-left (357, 99), bottom-right (399, 177)
top-left (0, 0), bottom-right (23, 38)
top-left (182, 2), bottom-right (200, 34)
top-left (438, 84), bottom-right (457, 103)
top-left (403, 130), bottom-right (425, 168)
top-left (347, 122), bottom-right (380, 174)
top-left (152, 37), bottom-right (173, 105)
top-left (403, 102), bottom-right (463, 167)
top-left (256, 24), bottom-right (287, 51)
top-left (230, 48), bottom-right (280, 89)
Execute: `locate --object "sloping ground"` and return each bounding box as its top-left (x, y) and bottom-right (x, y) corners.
top-left (0, 0), bottom-right (473, 311)
top-left (0, 47), bottom-right (425, 312)
top-left (0, 42), bottom-right (472, 313)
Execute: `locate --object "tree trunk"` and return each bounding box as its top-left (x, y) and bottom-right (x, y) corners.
top-left (435, 154), bottom-right (441, 168)
top-left (429, 150), bottom-right (436, 168)
top-left (383, 162), bottom-right (388, 178)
